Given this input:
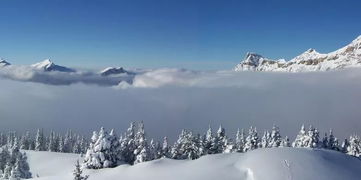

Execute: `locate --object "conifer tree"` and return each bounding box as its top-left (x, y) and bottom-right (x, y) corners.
top-left (269, 125), bottom-right (282, 147)
top-left (20, 132), bottom-right (31, 150)
top-left (328, 129), bottom-right (339, 151)
top-left (83, 127), bottom-right (116, 168)
top-left (261, 130), bottom-right (271, 148)
top-left (202, 126), bottom-right (213, 155)
top-left (2, 162), bottom-right (12, 179)
top-left (162, 137), bottom-right (171, 158)
top-left (292, 125), bottom-right (307, 147)
top-left (73, 160), bottom-right (89, 180)
top-left (347, 135), bottom-right (361, 157)
top-left (35, 129), bottom-right (45, 151)
top-left (280, 136), bottom-right (291, 147)
top-left (341, 138), bottom-right (350, 153)
top-left (119, 122), bottom-right (137, 164)
top-left (244, 127), bottom-right (259, 152)
top-left (10, 159), bottom-right (21, 180)
top-left (235, 129), bottom-right (245, 152)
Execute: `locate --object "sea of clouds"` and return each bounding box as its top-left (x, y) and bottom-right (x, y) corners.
top-left (0, 66), bottom-right (361, 141)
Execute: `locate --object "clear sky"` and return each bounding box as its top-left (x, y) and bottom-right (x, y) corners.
top-left (0, 0), bottom-right (360, 70)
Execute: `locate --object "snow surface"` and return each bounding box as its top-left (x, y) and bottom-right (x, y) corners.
top-left (25, 148), bottom-right (361, 180)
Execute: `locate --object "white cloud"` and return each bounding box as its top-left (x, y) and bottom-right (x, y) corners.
top-left (0, 67), bottom-right (361, 142)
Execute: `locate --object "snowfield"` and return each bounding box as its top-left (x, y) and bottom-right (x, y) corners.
top-left (26, 148), bottom-right (361, 180)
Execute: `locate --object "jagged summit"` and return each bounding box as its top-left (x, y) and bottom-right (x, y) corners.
top-left (0, 58), bottom-right (10, 67)
top-left (31, 59), bottom-right (75, 72)
top-left (243, 52), bottom-right (264, 65)
top-left (235, 35), bottom-right (361, 72)
top-left (234, 52), bottom-right (275, 71)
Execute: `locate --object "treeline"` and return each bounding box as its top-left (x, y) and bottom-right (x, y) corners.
top-left (0, 129), bottom-right (89, 179)
top-left (1, 129), bottom-right (88, 154)
top-left (83, 122), bottom-right (361, 169)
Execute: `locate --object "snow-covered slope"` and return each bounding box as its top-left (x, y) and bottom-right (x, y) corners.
top-left (31, 59), bottom-right (75, 72)
top-left (26, 148), bottom-right (361, 180)
top-left (235, 35), bottom-right (361, 72)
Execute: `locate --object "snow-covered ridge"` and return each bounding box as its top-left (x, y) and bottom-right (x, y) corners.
top-left (235, 35), bottom-right (361, 72)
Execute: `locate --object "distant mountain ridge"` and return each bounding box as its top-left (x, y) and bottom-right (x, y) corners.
top-left (235, 35), bottom-right (361, 72)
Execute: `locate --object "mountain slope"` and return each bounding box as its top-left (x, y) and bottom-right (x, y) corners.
top-left (31, 59), bottom-right (75, 72)
top-left (235, 35), bottom-right (361, 72)
top-left (26, 148), bottom-right (361, 180)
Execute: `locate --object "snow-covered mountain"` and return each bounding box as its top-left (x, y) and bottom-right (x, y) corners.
top-left (26, 148), bottom-right (361, 180)
top-left (235, 35), bottom-right (361, 72)
top-left (100, 67), bottom-right (131, 76)
top-left (31, 59), bottom-right (75, 72)
top-left (0, 58), bottom-right (10, 67)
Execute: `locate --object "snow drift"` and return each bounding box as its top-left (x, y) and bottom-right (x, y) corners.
top-left (25, 148), bottom-right (361, 180)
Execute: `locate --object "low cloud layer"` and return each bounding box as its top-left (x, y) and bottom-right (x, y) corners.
top-left (0, 68), bottom-right (361, 141)
top-left (0, 65), bottom-right (133, 86)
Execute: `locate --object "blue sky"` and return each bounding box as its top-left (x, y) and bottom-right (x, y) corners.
top-left (0, 0), bottom-right (360, 70)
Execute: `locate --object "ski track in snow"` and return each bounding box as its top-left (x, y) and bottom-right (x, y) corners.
top-left (283, 159), bottom-right (293, 180)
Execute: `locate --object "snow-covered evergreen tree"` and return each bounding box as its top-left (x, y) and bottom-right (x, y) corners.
top-left (16, 153), bottom-right (32, 179)
top-left (73, 136), bottom-right (83, 154)
top-left (269, 125), bottom-right (282, 147)
top-left (235, 129), bottom-right (245, 152)
top-left (133, 122), bottom-right (150, 164)
top-left (83, 127), bottom-right (118, 169)
top-left (244, 127), bottom-right (259, 152)
top-left (216, 125), bottom-right (228, 153)
top-left (280, 136), bottom-right (291, 147)
top-left (119, 122), bottom-right (137, 164)
top-left (305, 125), bottom-right (320, 148)
top-left (134, 146), bottom-right (150, 164)
top-left (20, 132), bottom-right (31, 150)
top-left (2, 162), bottom-right (12, 179)
top-left (261, 130), bottom-right (271, 148)
top-left (10, 159), bottom-right (21, 180)
top-left (63, 130), bottom-right (74, 153)
top-left (0, 133), bottom-right (7, 147)
top-left (47, 131), bottom-right (58, 152)
top-left (202, 126), bottom-right (213, 155)
top-left (0, 148), bottom-right (10, 173)
top-left (35, 129), bottom-right (45, 151)
top-left (161, 137), bottom-right (171, 158)
top-left (347, 135), bottom-right (361, 157)
top-left (149, 139), bottom-right (162, 160)
top-left (322, 132), bottom-right (329, 149)
top-left (327, 129), bottom-right (339, 151)
top-left (171, 130), bottom-right (200, 160)
top-left (341, 138), bottom-right (350, 153)
top-left (73, 160), bottom-right (88, 180)
top-left (292, 125), bottom-right (307, 148)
